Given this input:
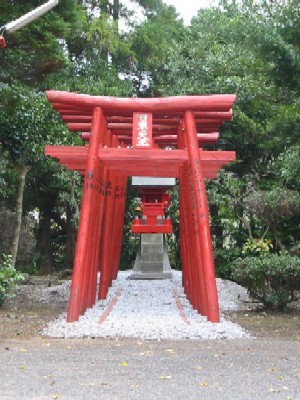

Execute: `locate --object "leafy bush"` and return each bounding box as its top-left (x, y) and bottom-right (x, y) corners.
top-left (0, 254), bottom-right (24, 306)
top-left (232, 254), bottom-right (300, 310)
top-left (214, 246), bottom-right (242, 280)
top-left (242, 238), bottom-right (273, 256)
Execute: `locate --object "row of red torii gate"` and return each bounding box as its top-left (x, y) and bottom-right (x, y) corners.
top-left (45, 90), bottom-right (237, 323)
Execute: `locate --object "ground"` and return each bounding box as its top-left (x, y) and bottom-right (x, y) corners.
top-left (1, 275), bottom-right (299, 340)
top-left (1, 277), bottom-right (300, 400)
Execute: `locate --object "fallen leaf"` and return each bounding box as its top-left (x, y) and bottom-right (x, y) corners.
top-left (43, 374), bottom-right (52, 379)
top-left (160, 375), bottom-right (171, 380)
top-left (18, 365), bottom-right (26, 370)
top-left (19, 348), bottom-right (27, 352)
top-left (166, 349), bottom-right (174, 353)
top-left (268, 367), bottom-right (277, 372)
top-left (200, 381), bottom-right (209, 387)
top-left (121, 361), bottom-right (128, 367)
top-left (53, 395), bottom-right (60, 399)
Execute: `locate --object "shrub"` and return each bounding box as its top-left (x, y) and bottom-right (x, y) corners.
top-left (242, 238), bottom-right (273, 256)
top-left (0, 254), bottom-right (24, 306)
top-left (232, 254), bottom-right (300, 310)
top-left (214, 246), bottom-right (242, 280)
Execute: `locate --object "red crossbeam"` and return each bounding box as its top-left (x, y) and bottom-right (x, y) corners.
top-left (47, 91), bottom-right (236, 113)
top-left (45, 145), bottom-right (235, 178)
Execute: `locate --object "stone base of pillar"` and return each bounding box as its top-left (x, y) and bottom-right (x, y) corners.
top-left (129, 233), bottom-right (173, 280)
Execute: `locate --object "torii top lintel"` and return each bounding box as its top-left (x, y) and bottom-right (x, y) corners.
top-left (46, 90), bottom-right (236, 115)
top-left (45, 90), bottom-right (237, 178)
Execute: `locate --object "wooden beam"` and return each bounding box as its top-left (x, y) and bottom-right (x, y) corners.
top-left (46, 90), bottom-right (236, 113)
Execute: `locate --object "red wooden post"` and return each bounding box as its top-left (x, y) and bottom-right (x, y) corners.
top-left (177, 123), bottom-right (192, 302)
top-left (184, 111), bottom-right (220, 323)
top-left (67, 107), bottom-right (105, 322)
top-left (87, 165), bottom-right (108, 308)
top-left (98, 171), bottom-right (116, 299)
top-left (111, 176), bottom-right (127, 280)
top-left (98, 133), bottom-right (117, 300)
top-left (85, 202), bottom-right (100, 309)
top-left (179, 166), bottom-right (192, 301)
top-left (186, 164), bottom-right (208, 315)
top-left (181, 164), bottom-right (203, 311)
top-left (178, 124), bottom-right (207, 315)
top-left (80, 183), bottom-right (98, 313)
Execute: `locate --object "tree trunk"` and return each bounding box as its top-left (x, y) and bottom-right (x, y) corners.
top-left (10, 163), bottom-right (31, 268)
top-left (100, 0), bottom-right (109, 14)
top-left (113, 0), bottom-right (120, 22)
top-left (241, 216), bottom-right (253, 240)
top-left (37, 193), bottom-right (57, 275)
top-left (65, 204), bottom-right (77, 269)
top-left (272, 230), bottom-right (287, 253)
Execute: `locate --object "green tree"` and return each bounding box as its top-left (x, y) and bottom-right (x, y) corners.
top-left (0, 0), bottom-right (84, 85)
top-left (0, 85), bottom-right (72, 268)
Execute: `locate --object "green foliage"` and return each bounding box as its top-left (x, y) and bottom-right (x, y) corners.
top-left (244, 188), bottom-right (300, 228)
top-left (165, 185), bottom-right (181, 270)
top-left (213, 246), bottom-right (241, 280)
top-left (0, 254), bottom-right (24, 306)
top-left (0, 0), bottom-right (85, 84)
top-left (242, 238), bottom-right (273, 256)
top-left (232, 254), bottom-right (300, 310)
top-left (119, 182), bottom-right (140, 270)
top-left (129, 4), bottom-right (186, 94)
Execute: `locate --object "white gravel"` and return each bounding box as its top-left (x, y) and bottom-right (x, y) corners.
top-left (43, 270), bottom-right (252, 340)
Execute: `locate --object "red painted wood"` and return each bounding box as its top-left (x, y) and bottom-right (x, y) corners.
top-left (98, 133), bottom-right (117, 300)
top-left (67, 107), bottom-right (105, 322)
top-left (45, 93), bottom-right (237, 325)
top-left (46, 90), bottom-right (236, 113)
top-left (86, 127), bottom-right (108, 309)
top-left (81, 132), bottom-right (220, 145)
top-left (184, 111), bottom-right (220, 323)
top-left (80, 180), bottom-right (98, 313)
top-left (111, 176), bottom-right (127, 280)
top-left (179, 191), bottom-right (193, 301)
top-left (98, 170), bottom-right (116, 299)
top-left (0, 35), bottom-right (6, 48)
top-left (178, 118), bottom-right (208, 315)
top-left (45, 145), bottom-right (235, 180)
top-left (185, 163), bottom-right (208, 315)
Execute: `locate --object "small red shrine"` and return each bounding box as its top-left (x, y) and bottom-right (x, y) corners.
top-left (45, 91), bottom-right (236, 323)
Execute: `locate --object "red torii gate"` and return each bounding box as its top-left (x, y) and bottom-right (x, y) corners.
top-left (45, 90), bottom-right (236, 323)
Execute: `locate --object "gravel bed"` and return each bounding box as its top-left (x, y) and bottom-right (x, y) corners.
top-left (43, 270), bottom-right (251, 340)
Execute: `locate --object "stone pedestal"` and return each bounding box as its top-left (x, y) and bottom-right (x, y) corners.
top-left (129, 234), bottom-right (172, 280)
